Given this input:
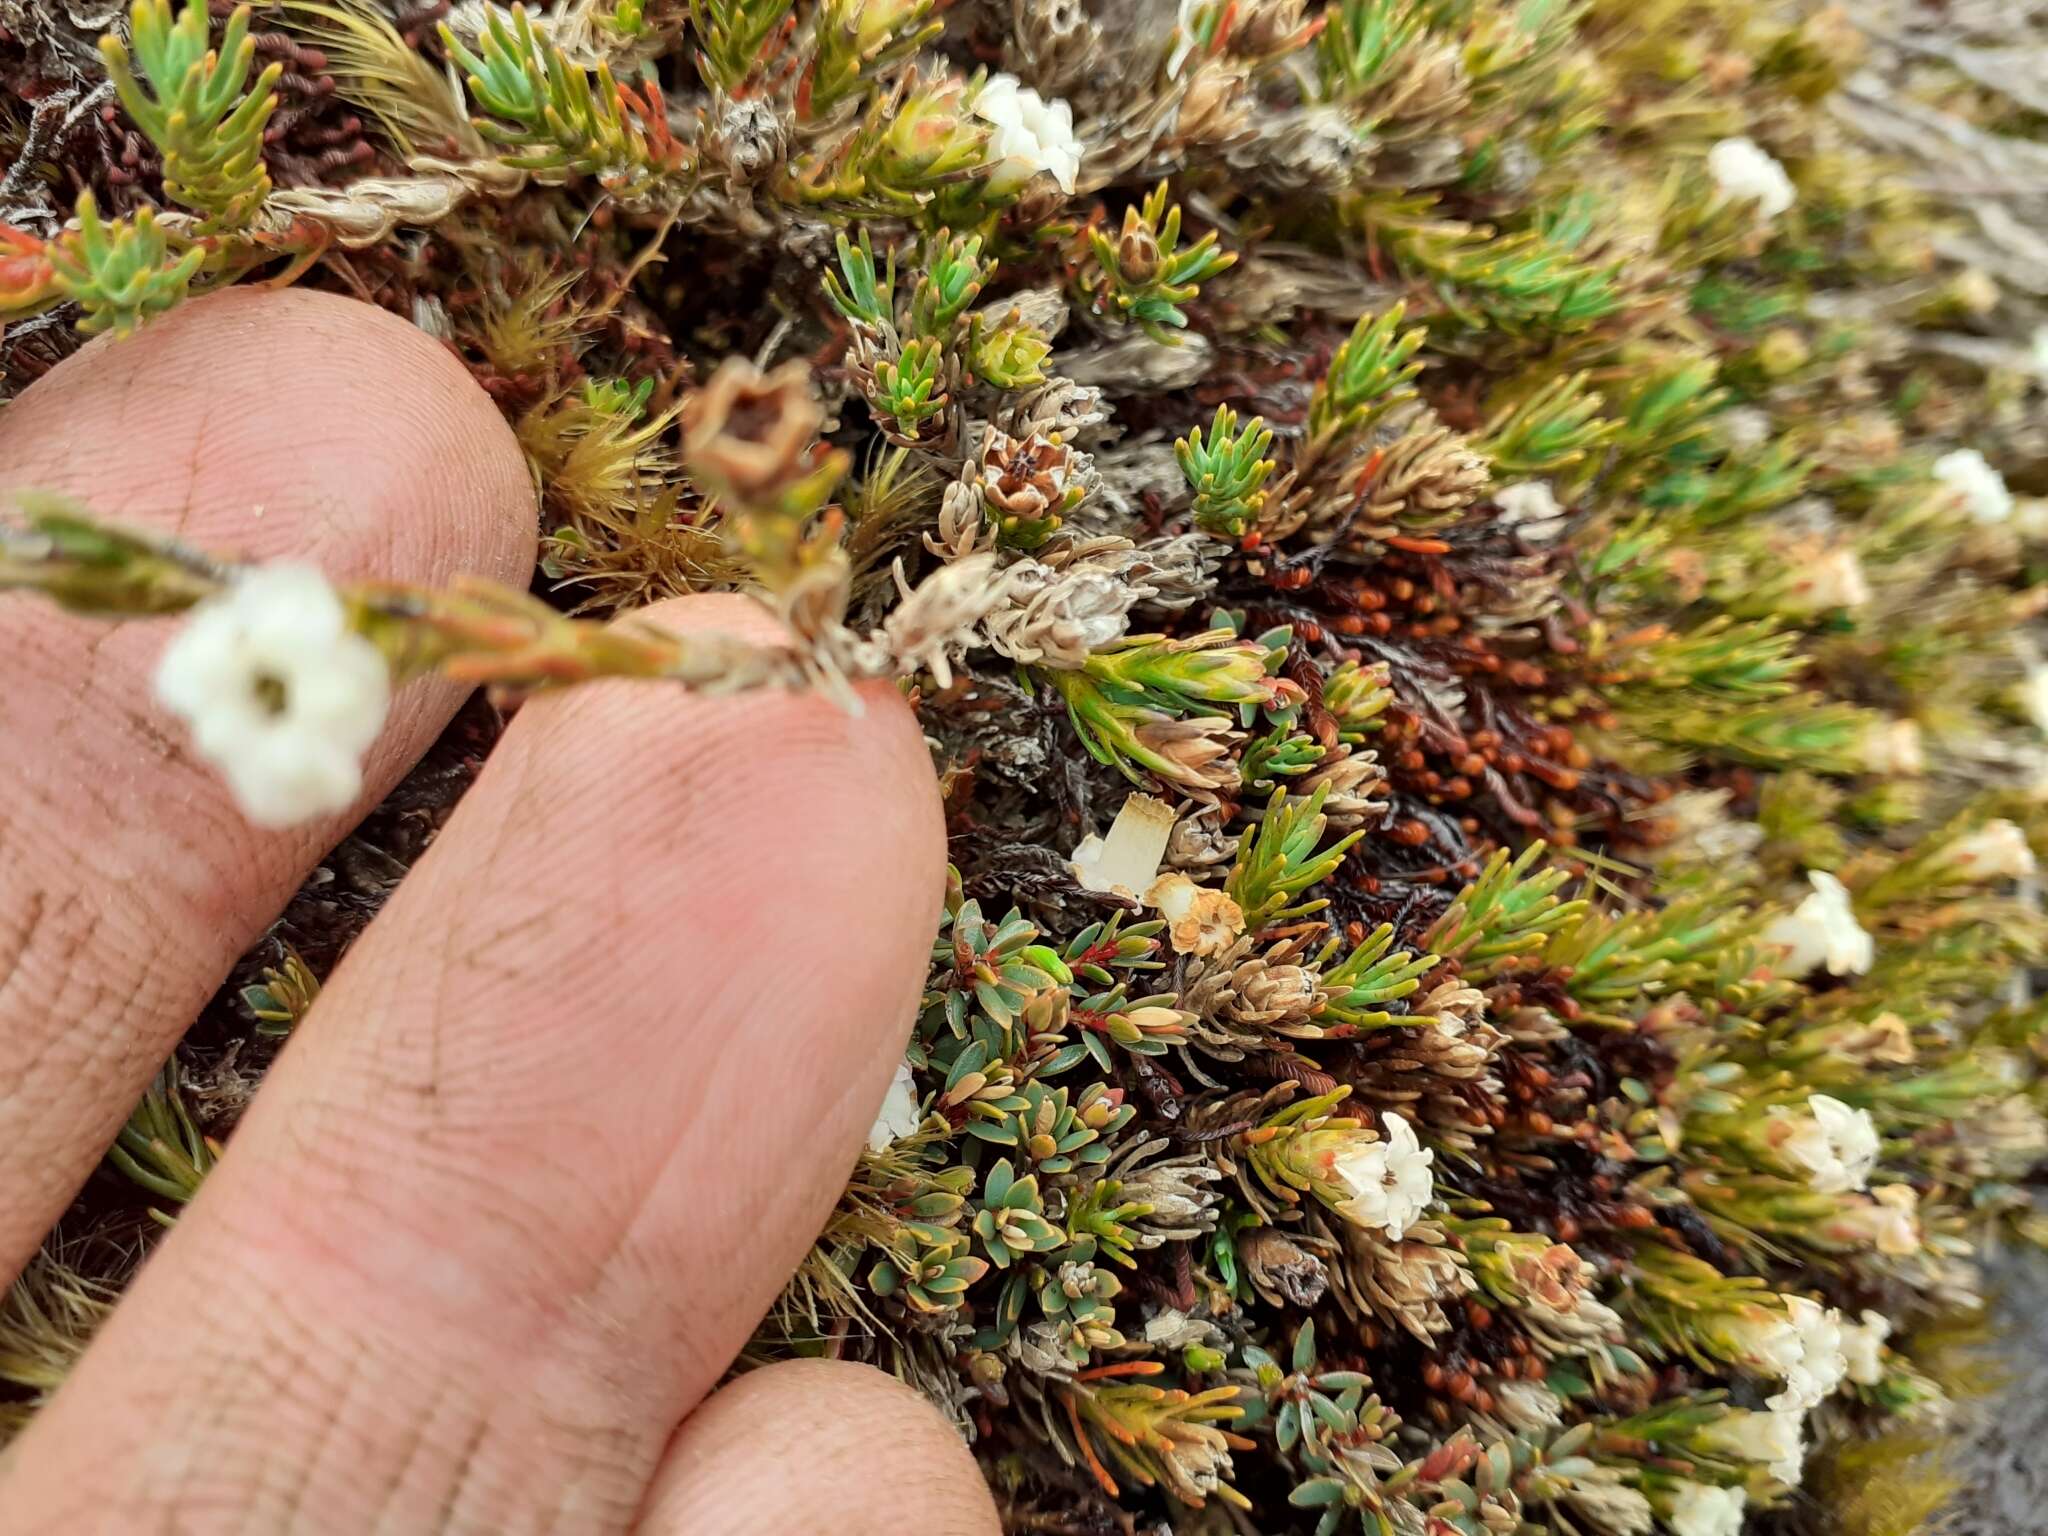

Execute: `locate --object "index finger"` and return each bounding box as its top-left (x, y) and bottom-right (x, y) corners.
top-left (0, 286), bottom-right (536, 1284)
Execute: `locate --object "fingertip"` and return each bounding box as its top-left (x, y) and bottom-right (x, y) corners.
top-left (0, 286), bottom-right (536, 584)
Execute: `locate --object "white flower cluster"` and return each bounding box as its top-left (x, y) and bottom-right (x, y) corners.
top-left (1746, 1296), bottom-right (1848, 1412)
top-left (1771, 1093), bottom-right (1880, 1194)
top-left (1707, 136), bottom-right (1796, 219)
top-left (1760, 870), bottom-right (1872, 978)
top-left (1932, 447), bottom-right (2013, 525)
top-left (1668, 1481), bottom-right (1748, 1536)
top-left (973, 74), bottom-right (1083, 196)
top-left (1839, 1308), bottom-right (1892, 1386)
top-left (154, 565), bottom-right (392, 828)
top-left (1331, 1113), bottom-right (1435, 1239)
top-left (1699, 1406), bottom-right (1805, 1485)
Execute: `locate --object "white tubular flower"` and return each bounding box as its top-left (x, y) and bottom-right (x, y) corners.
top-left (1760, 871), bottom-right (1873, 978)
top-left (1839, 1308), bottom-right (1892, 1386)
top-left (1071, 792), bottom-right (1176, 898)
top-left (1931, 447), bottom-right (2013, 525)
top-left (866, 1059), bottom-right (923, 1153)
top-left (1765, 1297), bottom-right (1847, 1411)
top-left (1771, 1094), bottom-right (1880, 1194)
top-left (1668, 1481), bottom-right (1747, 1536)
top-left (1330, 1113), bottom-right (1435, 1240)
top-left (1707, 136), bottom-right (1796, 219)
top-left (1862, 718), bottom-right (1924, 776)
top-left (1942, 818), bottom-right (2038, 882)
top-left (973, 74), bottom-right (1083, 195)
top-left (1698, 1407), bottom-right (1805, 1485)
top-left (153, 564), bottom-right (391, 829)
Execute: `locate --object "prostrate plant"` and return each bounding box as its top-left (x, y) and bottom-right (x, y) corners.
top-left (3, 1), bottom-right (2048, 1534)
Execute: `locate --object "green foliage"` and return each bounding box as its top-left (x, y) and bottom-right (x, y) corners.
top-left (972, 1157), bottom-right (1061, 1268)
top-left (872, 335), bottom-right (949, 436)
top-left (1044, 630), bottom-right (1297, 787)
top-left (1631, 694), bottom-right (1877, 773)
top-left (100, 0), bottom-right (280, 234)
top-left (1316, 924), bottom-right (1436, 1027)
top-left (1228, 787), bottom-right (1364, 931)
top-left (1413, 219), bottom-right (1627, 336)
top-left (1082, 182), bottom-right (1236, 343)
top-left (443, 5), bottom-right (683, 204)
top-left (1321, 660), bottom-right (1393, 741)
top-left (105, 1063), bottom-right (216, 1215)
top-left (1179, 406), bottom-right (1276, 540)
top-left (805, 0), bottom-right (941, 117)
top-left (966, 312), bottom-right (1051, 389)
top-left (1424, 843), bottom-right (1586, 983)
top-left (687, 0), bottom-right (793, 92)
top-left (1616, 618), bottom-right (1805, 704)
top-left (965, 1080), bottom-right (1134, 1173)
top-left (44, 196), bottom-right (203, 339)
top-left (1316, 0), bottom-right (1424, 104)
top-left (1308, 305), bottom-right (1427, 442)
top-left (1475, 370), bottom-right (1614, 477)
top-left (238, 948), bottom-right (321, 1038)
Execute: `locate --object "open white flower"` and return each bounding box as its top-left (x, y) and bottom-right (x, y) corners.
top-left (1668, 1482), bottom-right (1747, 1536)
top-left (866, 1058), bottom-right (924, 1152)
top-left (1330, 1112), bottom-right (1435, 1239)
top-left (1698, 1407), bottom-right (1805, 1485)
top-left (1772, 1094), bottom-right (1879, 1194)
top-left (154, 564), bottom-right (391, 828)
top-left (973, 74), bottom-right (1083, 195)
top-left (1942, 818), bottom-right (2037, 882)
top-left (1708, 137), bottom-right (1796, 219)
top-left (1764, 1297), bottom-right (1847, 1411)
top-left (1932, 447), bottom-right (2013, 525)
top-left (1760, 870), bottom-right (1872, 978)
top-left (1837, 1308), bottom-right (1892, 1386)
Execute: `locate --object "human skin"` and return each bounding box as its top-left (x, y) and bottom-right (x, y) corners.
top-left (0, 287), bottom-right (1000, 1534)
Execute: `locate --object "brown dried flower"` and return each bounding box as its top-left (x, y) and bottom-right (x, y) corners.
top-left (682, 357), bottom-right (825, 507)
top-left (978, 427), bottom-right (1080, 546)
